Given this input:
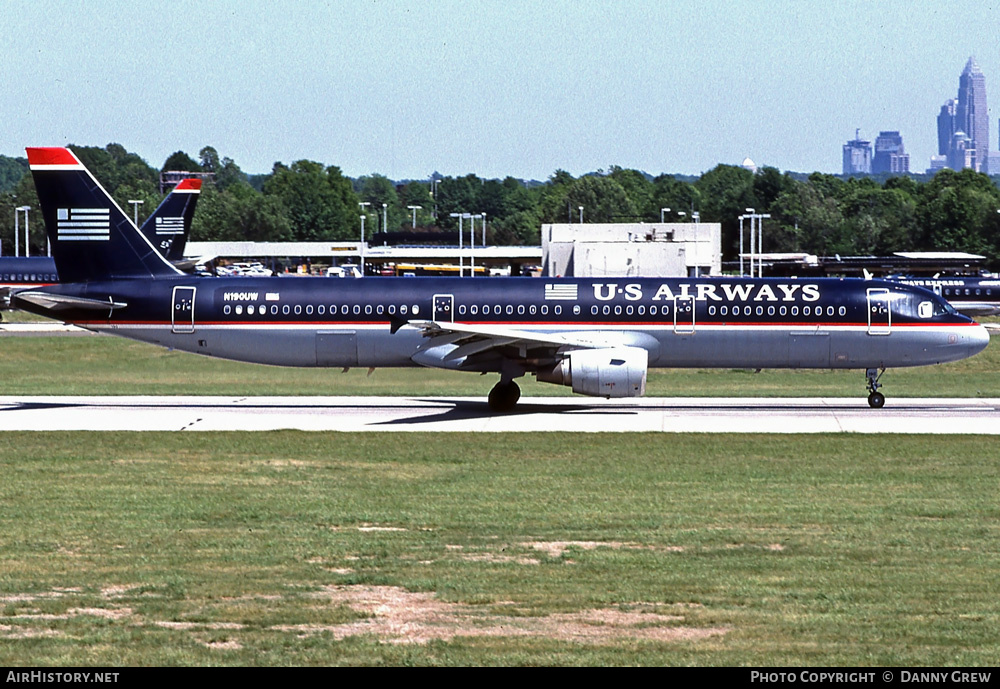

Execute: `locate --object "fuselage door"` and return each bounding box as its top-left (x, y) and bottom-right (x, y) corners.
top-left (674, 295), bottom-right (695, 334)
top-left (172, 286), bottom-right (196, 334)
top-left (866, 288), bottom-right (891, 335)
top-left (433, 294), bottom-right (454, 322)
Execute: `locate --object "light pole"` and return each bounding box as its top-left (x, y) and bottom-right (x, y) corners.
top-left (738, 214), bottom-right (745, 276)
top-left (382, 203), bottom-right (388, 235)
top-left (450, 212), bottom-right (464, 276)
top-left (408, 205), bottom-right (422, 229)
top-left (660, 207), bottom-right (670, 222)
top-left (358, 202), bottom-right (371, 275)
top-left (359, 214), bottom-right (367, 276)
top-left (432, 179), bottom-right (441, 219)
top-left (128, 199), bottom-right (143, 227)
top-left (745, 208), bottom-right (755, 277)
top-left (481, 212), bottom-right (487, 246)
top-left (16, 206), bottom-right (30, 257)
top-left (757, 213), bottom-right (770, 276)
top-left (579, 206), bottom-right (584, 224)
top-left (469, 213), bottom-right (481, 276)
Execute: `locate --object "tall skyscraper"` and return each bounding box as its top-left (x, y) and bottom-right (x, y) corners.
top-left (937, 99), bottom-right (956, 156)
top-left (938, 57), bottom-right (989, 172)
top-left (843, 130), bottom-right (872, 174)
top-left (872, 131), bottom-right (910, 174)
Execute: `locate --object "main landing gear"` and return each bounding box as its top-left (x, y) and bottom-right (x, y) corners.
top-left (865, 367), bottom-right (885, 409)
top-left (488, 380), bottom-right (521, 412)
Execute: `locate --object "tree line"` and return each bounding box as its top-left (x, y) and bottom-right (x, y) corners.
top-left (2, 143), bottom-right (1000, 266)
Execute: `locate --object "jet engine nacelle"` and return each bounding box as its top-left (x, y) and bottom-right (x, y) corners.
top-left (536, 346), bottom-right (647, 398)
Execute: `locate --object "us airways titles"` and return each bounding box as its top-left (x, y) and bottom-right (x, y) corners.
top-left (589, 282), bottom-right (821, 303)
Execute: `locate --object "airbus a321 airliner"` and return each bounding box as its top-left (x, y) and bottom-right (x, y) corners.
top-left (14, 147), bottom-right (991, 410)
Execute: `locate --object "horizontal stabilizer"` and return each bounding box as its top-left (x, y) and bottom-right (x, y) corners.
top-left (12, 291), bottom-right (127, 312)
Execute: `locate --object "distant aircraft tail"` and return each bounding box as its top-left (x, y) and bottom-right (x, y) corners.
top-left (26, 147), bottom-right (182, 282)
top-left (139, 178), bottom-right (202, 263)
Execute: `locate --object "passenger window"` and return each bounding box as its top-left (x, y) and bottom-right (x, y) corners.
top-left (271, 305), bottom-right (278, 315)
top-left (573, 305), bottom-right (581, 315)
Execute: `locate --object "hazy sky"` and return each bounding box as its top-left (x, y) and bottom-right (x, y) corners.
top-left (3, 0), bottom-right (999, 180)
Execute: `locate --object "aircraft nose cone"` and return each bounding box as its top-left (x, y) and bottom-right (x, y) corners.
top-left (966, 323), bottom-right (991, 357)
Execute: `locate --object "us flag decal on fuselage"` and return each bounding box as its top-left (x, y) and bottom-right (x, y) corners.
top-left (544, 284), bottom-right (578, 300)
top-left (155, 216), bottom-right (184, 235)
top-left (56, 208), bottom-right (110, 241)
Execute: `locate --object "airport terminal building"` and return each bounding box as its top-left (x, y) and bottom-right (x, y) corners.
top-left (542, 222), bottom-right (721, 278)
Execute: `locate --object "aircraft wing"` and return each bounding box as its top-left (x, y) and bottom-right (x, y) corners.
top-left (11, 291), bottom-right (127, 312)
top-left (399, 319), bottom-right (619, 370)
top-left (952, 303), bottom-right (1000, 317)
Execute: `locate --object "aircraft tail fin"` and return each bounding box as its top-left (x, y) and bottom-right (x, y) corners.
top-left (26, 147), bottom-right (182, 282)
top-left (139, 178), bottom-right (202, 263)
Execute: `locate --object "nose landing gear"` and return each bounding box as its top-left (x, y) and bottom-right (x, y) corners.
top-left (865, 367), bottom-right (885, 408)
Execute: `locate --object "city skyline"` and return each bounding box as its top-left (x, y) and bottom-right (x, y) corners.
top-left (2, 1), bottom-right (999, 180)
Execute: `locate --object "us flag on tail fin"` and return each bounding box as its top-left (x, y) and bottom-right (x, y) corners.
top-left (155, 216), bottom-right (185, 235)
top-left (57, 208), bottom-right (110, 241)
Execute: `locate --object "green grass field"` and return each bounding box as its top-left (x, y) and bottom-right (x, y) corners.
top-left (1, 324), bottom-right (998, 666)
top-left (1, 433), bottom-right (998, 666)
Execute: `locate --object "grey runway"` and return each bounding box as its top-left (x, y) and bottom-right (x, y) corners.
top-left (0, 395), bottom-right (998, 433)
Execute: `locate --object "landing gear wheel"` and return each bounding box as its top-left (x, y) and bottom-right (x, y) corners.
top-left (864, 367), bottom-right (886, 409)
top-left (488, 381), bottom-right (521, 412)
